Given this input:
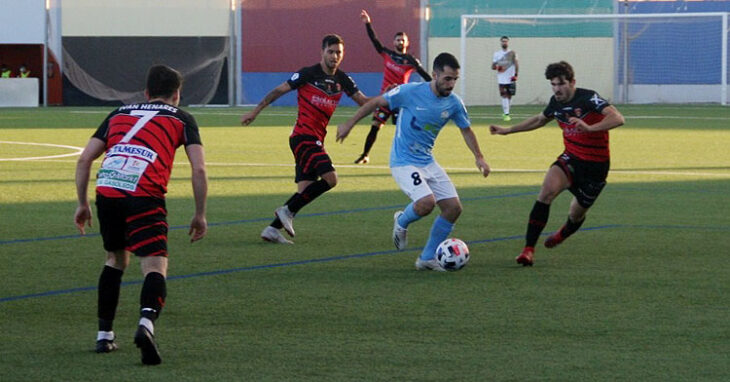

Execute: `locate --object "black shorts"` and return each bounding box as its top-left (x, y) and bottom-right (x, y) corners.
top-left (499, 83), bottom-right (516, 97)
top-left (371, 105), bottom-right (398, 125)
top-left (96, 195), bottom-right (168, 257)
top-left (552, 152), bottom-right (609, 209)
top-left (289, 134), bottom-right (335, 182)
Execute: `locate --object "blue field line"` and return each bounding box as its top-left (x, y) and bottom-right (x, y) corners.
top-left (626, 224), bottom-right (730, 231)
top-left (1, 222), bottom-right (727, 304)
top-left (0, 229), bottom-right (534, 304)
top-left (0, 191), bottom-right (538, 246)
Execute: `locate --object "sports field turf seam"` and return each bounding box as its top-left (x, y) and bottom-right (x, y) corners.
top-left (1, 223), bottom-right (728, 304)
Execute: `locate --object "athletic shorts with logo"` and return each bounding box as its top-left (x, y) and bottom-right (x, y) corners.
top-left (499, 83), bottom-right (516, 97)
top-left (553, 152), bottom-right (609, 208)
top-left (391, 161), bottom-right (458, 202)
top-left (96, 195), bottom-right (168, 257)
top-left (289, 134), bottom-right (335, 182)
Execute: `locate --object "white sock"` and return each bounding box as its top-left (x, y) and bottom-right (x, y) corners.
top-left (502, 98), bottom-right (510, 115)
top-left (139, 317), bottom-right (154, 335)
top-left (97, 331), bottom-right (114, 341)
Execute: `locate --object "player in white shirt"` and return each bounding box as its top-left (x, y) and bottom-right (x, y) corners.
top-left (492, 36), bottom-right (519, 121)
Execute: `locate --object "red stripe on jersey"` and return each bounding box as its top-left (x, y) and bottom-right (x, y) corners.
top-left (97, 113), bottom-right (187, 198)
top-left (303, 151), bottom-right (328, 172)
top-left (127, 235), bottom-right (167, 252)
top-left (128, 221), bottom-right (168, 237)
top-left (380, 52), bottom-right (416, 90)
top-left (126, 207), bottom-right (167, 223)
top-left (292, 140), bottom-right (316, 156)
top-left (558, 112), bottom-right (610, 161)
top-left (292, 83), bottom-right (343, 141)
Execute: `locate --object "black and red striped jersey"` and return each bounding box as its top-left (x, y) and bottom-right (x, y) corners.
top-left (365, 23), bottom-right (431, 91)
top-left (542, 88), bottom-right (611, 162)
top-left (286, 63), bottom-right (359, 141)
top-left (92, 101), bottom-right (202, 198)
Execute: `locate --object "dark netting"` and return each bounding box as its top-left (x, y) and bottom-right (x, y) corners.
top-left (63, 36), bottom-right (228, 105)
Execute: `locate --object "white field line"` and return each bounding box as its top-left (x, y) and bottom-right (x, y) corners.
top-left (3, 155), bottom-right (727, 178)
top-left (0, 141), bottom-right (84, 161)
top-left (67, 110), bottom-right (730, 121)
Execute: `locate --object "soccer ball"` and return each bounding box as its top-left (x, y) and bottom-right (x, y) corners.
top-left (435, 238), bottom-right (470, 271)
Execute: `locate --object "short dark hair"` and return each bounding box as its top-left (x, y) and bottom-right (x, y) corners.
top-left (545, 61), bottom-right (575, 82)
top-left (146, 65), bottom-right (182, 99)
top-left (394, 32), bottom-right (407, 39)
top-left (500, 36), bottom-right (509, 40)
top-left (322, 34), bottom-right (344, 50)
top-left (433, 52), bottom-right (460, 72)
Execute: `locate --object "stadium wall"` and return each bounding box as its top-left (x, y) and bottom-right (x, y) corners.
top-left (431, 1), bottom-right (730, 105)
top-left (61, 0), bottom-right (231, 106)
top-left (427, 1), bottom-right (614, 105)
top-left (436, 37), bottom-right (615, 106)
top-left (620, 1), bottom-right (730, 104)
top-left (240, 0), bottom-right (423, 106)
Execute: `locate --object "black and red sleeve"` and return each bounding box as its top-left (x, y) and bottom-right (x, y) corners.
top-left (91, 110), bottom-right (116, 142)
top-left (365, 23), bottom-right (384, 53)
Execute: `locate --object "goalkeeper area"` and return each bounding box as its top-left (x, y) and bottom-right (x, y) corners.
top-left (1, 104), bottom-right (729, 380)
top-left (460, 13), bottom-right (729, 106)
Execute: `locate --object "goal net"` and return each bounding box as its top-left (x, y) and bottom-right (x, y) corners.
top-left (459, 13), bottom-right (729, 106)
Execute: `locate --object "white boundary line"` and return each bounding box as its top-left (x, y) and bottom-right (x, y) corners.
top-left (68, 110), bottom-right (730, 121)
top-left (0, 141), bottom-right (85, 161)
top-left (1, 147), bottom-right (727, 178)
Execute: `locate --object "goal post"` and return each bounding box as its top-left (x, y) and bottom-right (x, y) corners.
top-left (460, 12), bottom-right (729, 106)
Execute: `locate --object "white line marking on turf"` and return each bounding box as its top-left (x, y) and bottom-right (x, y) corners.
top-left (5, 156), bottom-right (727, 178)
top-left (0, 141), bottom-right (85, 161)
top-left (69, 109), bottom-right (730, 121)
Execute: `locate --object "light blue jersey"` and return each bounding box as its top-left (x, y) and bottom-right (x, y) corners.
top-left (383, 82), bottom-right (470, 167)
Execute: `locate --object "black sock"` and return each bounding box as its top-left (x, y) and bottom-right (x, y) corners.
top-left (526, 201), bottom-right (550, 247)
top-left (270, 193), bottom-right (298, 229)
top-left (140, 272), bottom-right (166, 322)
top-left (98, 266), bottom-right (123, 332)
top-left (560, 216), bottom-right (585, 239)
top-left (362, 125), bottom-right (380, 155)
top-left (286, 180), bottom-right (332, 214)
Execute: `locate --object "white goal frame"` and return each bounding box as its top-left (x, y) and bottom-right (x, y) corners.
top-left (460, 12), bottom-right (729, 105)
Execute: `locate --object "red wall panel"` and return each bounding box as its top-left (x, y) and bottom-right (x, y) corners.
top-left (242, 0), bottom-right (422, 73)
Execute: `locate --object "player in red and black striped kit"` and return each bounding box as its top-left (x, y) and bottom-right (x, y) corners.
top-left (241, 34), bottom-right (370, 244)
top-left (353, 9), bottom-right (432, 164)
top-left (75, 65), bottom-right (208, 364)
top-left (490, 61), bottom-right (625, 266)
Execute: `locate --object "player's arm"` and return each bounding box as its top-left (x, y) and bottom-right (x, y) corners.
top-left (361, 10), bottom-right (384, 53)
top-left (350, 91), bottom-right (371, 106)
top-left (490, 113), bottom-right (551, 135)
top-left (459, 127), bottom-right (491, 177)
top-left (74, 137), bottom-right (106, 234)
top-left (570, 105), bottom-right (625, 132)
top-left (512, 53), bottom-right (519, 82)
top-left (185, 144), bottom-right (208, 242)
top-left (411, 57), bottom-right (432, 82)
top-left (240, 81), bottom-right (293, 125)
top-left (491, 56), bottom-right (501, 71)
top-left (336, 95), bottom-right (389, 142)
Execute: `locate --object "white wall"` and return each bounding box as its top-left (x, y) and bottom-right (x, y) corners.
top-left (62, 0), bottom-right (231, 37)
top-left (0, 0), bottom-right (45, 43)
top-left (429, 37), bottom-right (615, 106)
top-left (0, 79), bottom-right (39, 107)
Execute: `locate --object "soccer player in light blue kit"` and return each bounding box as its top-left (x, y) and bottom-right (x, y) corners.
top-left (337, 52), bottom-right (490, 271)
